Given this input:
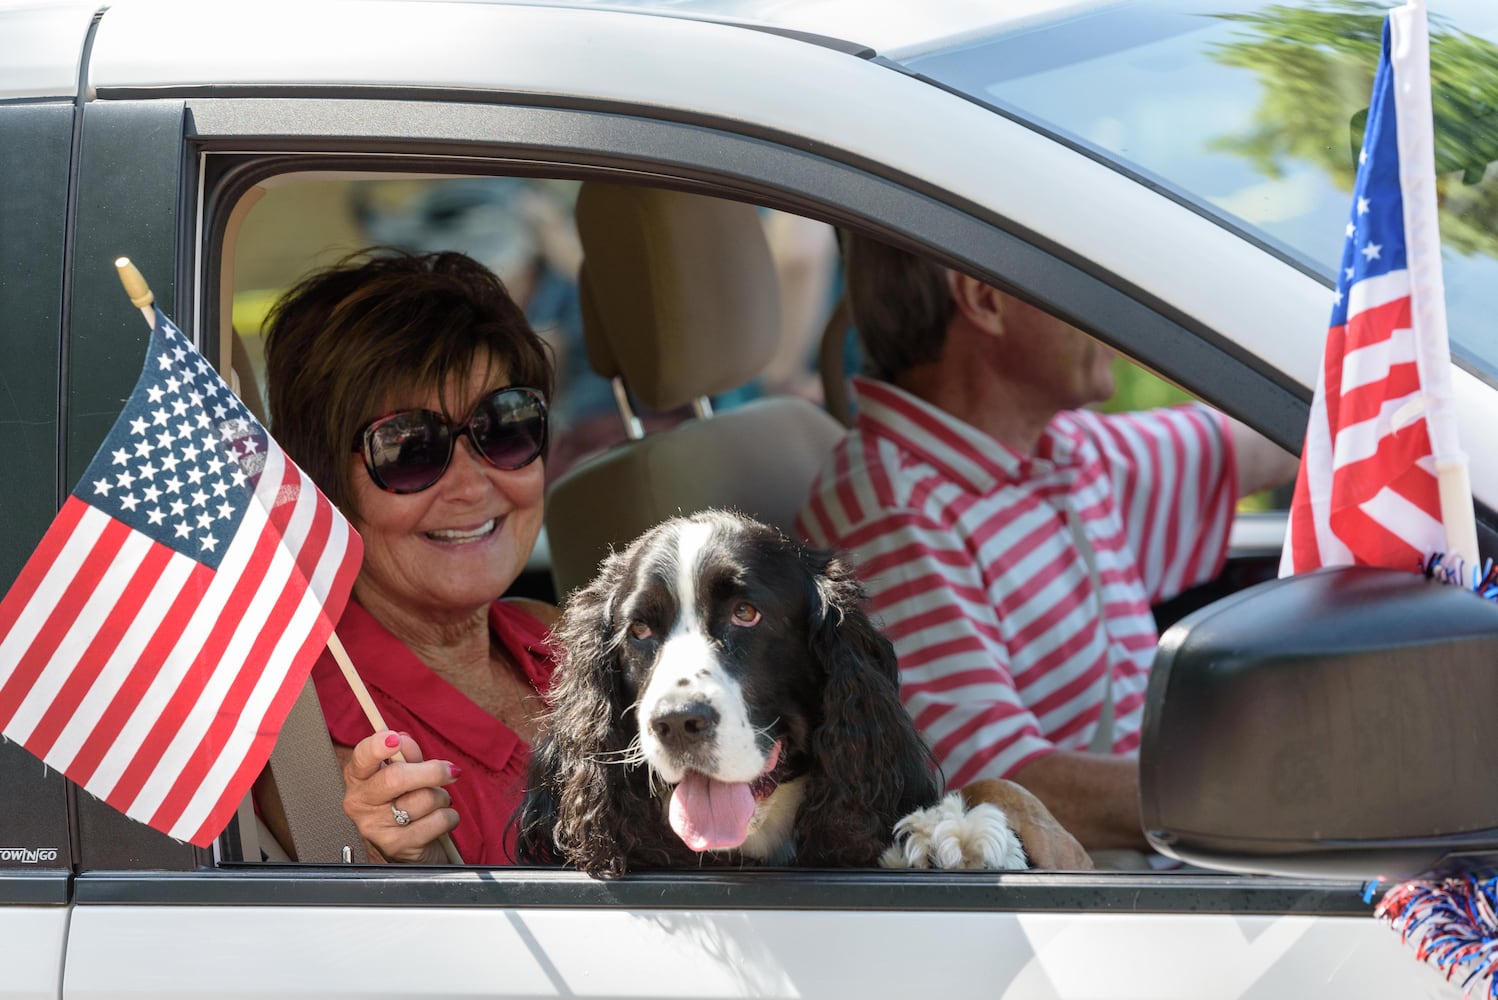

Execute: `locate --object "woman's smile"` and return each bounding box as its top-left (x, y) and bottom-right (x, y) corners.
top-left (425, 517), bottom-right (500, 544)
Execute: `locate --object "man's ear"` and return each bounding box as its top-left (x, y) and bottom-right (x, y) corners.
top-left (946, 269), bottom-right (1006, 336)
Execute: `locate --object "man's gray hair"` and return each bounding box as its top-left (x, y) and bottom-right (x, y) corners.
top-left (843, 231), bottom-right (954, 382)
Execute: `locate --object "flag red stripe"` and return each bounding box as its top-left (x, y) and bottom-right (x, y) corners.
top-left (185, 505), bottom-right (356, 845)
top-left (1284, 465), bottom-right (1318, 573)
top-left (274, 468), bottom-right (340, 593)
top-left (0, 497), bottom-right (90, 643)
top-left (1332, 502), bottom-right (1426, 569)
top-left (1331, 420), bottom-right (1434, 508)
top-left (64, 561), bottom-right (215, 787)
top-left (23, 541), bottom-right (177, 759)
top-left (149, 495), bottom-right (335, 834)
top-left (102, 499), bottom-right (290, 810)
top-left (324, 529), bottom-right (362, 627)
top-left (1336, 361), bottom-right (1421, 431)
top-left (1343, 293), bottom-right (1409, 344)
top-left (0, 507), bottom-right (132, 727)
top-left (184, 599), bottom-right (340, 845)
top-left (186, 495), bottom-right (357, 845)
top-left (149, 558), bottom-right (312, 834)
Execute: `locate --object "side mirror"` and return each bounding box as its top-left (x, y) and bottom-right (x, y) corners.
top-left (1141, 565), bottom-right (1498, 879)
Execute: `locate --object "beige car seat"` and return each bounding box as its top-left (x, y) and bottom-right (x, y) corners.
top-left (545, 182), bottom-right (847, 598)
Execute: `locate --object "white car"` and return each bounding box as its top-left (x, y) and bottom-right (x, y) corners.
top-left (3, 0), bottom-right (1496, 997)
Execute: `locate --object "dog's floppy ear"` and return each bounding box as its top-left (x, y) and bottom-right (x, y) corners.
top-left (794, 546), bottom-right (941, 866)
top-left (514, 549), bottom-right (635, 875)
top-left (514, 546), bottom-right (683, 877)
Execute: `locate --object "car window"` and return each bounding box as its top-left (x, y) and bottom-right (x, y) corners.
top-left (235, 177), bottom-right (829, 501)
top-left (904, 0), bottom-right (1498, 382)
top-left (231, 173), bottom-right (1226, 516)
top-left (221, 170), bottom-right (1281, 867)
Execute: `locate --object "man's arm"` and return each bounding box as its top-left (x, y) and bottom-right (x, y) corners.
top-left (1009, 750), bottom-right (1147, 851)
top-left (824, 513), bottom-right (1140, 853)
top-left (1226, 416), bottom-right (1300, 499)
top-left (801, 452), bottom-right (1140, 854)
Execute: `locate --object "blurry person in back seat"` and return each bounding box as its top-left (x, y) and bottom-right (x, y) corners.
top-left (797, 233), bottom-right (1298, 866)
top-left (264, 247), bottom-right (559, 865)
top-left (351, 177), bottom-right (620, 482)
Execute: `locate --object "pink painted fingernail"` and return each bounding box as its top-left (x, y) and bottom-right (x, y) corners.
top-left (448, 764), bottom-right (463, 780)
top-left (384, 733), bottom-right (401, 748)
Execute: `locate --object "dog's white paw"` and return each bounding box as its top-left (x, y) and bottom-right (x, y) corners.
top-left (880, 791), bottom-right (1029, 870)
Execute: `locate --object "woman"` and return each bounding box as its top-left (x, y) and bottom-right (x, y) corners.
top-left (264, 248), bottom-right (556, 865)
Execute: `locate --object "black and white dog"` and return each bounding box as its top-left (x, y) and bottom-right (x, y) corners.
top-left (516, 510), bottom-right (1027, 878)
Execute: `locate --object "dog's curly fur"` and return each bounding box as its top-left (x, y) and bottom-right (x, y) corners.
top-left (515, 511), bottom-right (941, 878)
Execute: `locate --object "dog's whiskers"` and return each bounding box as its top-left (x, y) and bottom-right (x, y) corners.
top-left (587, 735), bottom-right (648, 767)
top-left (587, 748), bottom-right (647, 766)
top-left (647, 766), bottom-right (672, 798)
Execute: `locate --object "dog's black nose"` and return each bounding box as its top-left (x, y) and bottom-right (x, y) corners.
top-left (650, 701), bottom-right (720, 752)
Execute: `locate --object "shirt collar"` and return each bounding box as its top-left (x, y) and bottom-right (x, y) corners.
top-left (851, 376), bottom-right (1086, 493)
top-left (335, 599), bottom-right (527, 771)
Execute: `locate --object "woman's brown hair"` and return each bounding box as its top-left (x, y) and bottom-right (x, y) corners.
top-left (263, 247), bottom-right (554, 514)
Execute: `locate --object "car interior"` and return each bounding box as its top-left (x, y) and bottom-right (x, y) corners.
top-left (217, 169), bottom-right (1288, 866)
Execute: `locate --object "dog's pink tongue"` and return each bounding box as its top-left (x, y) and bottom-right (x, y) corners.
top-left (669, 771), bottom-right (756, 852)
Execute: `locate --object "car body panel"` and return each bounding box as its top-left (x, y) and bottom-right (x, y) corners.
top-left (0, 0), bottom-right (97, 102)
top-left (0, 103), bottom-right (70, 591)
top-left (1, 905), bottom-right (66, 1000)
top-left (45, 869), bottom-right (1461, 997)
top-left (63, 900), bottom-right (1455, 999)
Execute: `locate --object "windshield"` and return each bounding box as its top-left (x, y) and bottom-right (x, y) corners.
top-left (903, 0), bottom-right (1498, 378)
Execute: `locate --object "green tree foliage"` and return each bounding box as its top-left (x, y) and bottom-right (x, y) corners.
top-left (1208, 1), bottom-right (1498, 256)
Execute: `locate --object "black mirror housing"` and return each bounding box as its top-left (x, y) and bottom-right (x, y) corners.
top-left (1141, 565), bottom-right (1498, 879)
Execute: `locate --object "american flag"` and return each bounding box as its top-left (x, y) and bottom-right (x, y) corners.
top-left (1279, 10), bottom-right (1464, 576)
top-left (0, 307), bottom-right (361, 847)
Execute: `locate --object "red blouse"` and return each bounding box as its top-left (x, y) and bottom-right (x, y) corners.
top-left (310, 599), bottom-right (555, 865)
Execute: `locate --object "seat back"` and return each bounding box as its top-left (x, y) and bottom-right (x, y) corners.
top-left (545, 183), bottom-right (845, 598)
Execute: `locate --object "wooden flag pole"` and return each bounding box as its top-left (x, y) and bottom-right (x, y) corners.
top-left (114, 258), bottom-right (465, 867)
top-left (114, 257), bottom-right (157, 327)
top-left (325, 634), bottom-right (465, 865)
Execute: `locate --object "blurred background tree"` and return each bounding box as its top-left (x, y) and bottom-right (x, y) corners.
top-left (1210, 0), bottom-right (1498, 256)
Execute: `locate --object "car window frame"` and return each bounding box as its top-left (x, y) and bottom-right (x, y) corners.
top-left (183, 92), bottom-right (1360, 905)
top-left (48, 80), bottom-right (1391, 916)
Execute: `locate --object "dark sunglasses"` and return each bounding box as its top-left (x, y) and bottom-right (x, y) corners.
top-left (353, 386), bottom-right (548, 494)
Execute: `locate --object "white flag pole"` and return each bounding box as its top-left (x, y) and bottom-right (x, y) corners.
top-left (1388, 0), bottom-right (1479, 572)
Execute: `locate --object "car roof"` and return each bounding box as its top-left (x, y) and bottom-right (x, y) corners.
top-left (0, 0), bottom-right (1107, 100)
top-left (481, 0), bottom-right (1107, 57)
top-left (0, 0), bottom-right (99, 100)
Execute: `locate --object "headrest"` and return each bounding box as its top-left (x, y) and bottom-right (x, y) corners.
top-left (576, 263), bottom-right (621, 381)
top-left (574, 182), bottom-right (781, 411)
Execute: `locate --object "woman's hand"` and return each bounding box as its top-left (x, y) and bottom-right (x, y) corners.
top-left (341, 731), bottom-right (462, 864)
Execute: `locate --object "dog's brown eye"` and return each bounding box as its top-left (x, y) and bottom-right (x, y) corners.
top-left (730, 603), bottom-right (761, 627)
top-left (628, 620), bottom-right (653, 640)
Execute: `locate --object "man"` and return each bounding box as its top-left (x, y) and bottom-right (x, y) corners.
top-left (797, 234), bottom-right (1298, 857)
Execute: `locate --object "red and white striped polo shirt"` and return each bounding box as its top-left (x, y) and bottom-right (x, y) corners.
top-left (796, 377), bottom-right (1236, 788)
